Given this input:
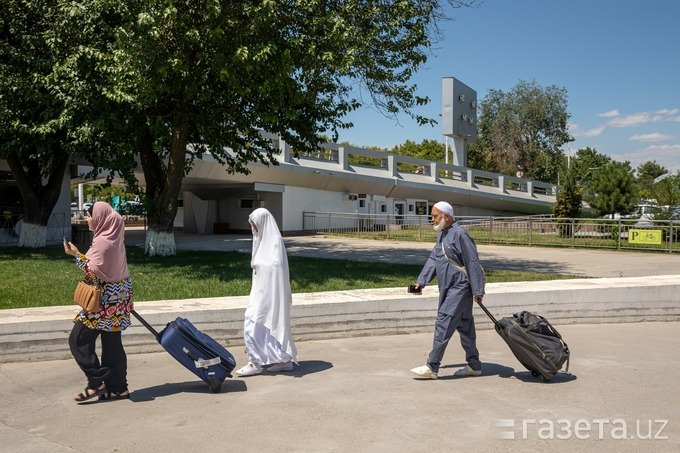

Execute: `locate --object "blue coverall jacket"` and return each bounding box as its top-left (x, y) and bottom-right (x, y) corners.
top-left (416, 221), bottom-right (485, 316)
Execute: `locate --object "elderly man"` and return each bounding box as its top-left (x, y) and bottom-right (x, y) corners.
top-left (410, 201), bottom-right (485, 380)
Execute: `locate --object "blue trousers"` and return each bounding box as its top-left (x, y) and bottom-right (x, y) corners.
top-left (427, 307), bottom-right (481, 373)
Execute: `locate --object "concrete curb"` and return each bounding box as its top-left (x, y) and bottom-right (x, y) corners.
top-left (1, 275), bottom-right (679, 363)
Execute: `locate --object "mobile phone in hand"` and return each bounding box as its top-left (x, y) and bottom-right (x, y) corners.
top-left (63, 237), bottom-right (71, 250)
top-left (408, 284), bottom-right (421, 294)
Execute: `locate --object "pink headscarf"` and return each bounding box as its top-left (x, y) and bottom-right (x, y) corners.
top-left (85, 202), bottom-right (130, 282)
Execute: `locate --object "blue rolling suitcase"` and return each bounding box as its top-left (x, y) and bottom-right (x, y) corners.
top-left (132, 310), bottom-right (236, 393)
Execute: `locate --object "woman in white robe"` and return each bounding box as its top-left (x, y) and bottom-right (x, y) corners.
top-left (235, 208), bottom-right (298, 376)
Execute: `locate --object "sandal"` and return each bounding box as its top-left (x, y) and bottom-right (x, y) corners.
top-left (74, 385), bottom-right (106, 402)
top-left (98, 390), bottom-right (130, 401)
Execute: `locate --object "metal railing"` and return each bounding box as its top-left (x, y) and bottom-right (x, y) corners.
top-left (0, 213), bottom-right (71, 246)
top-left (0, 212), bottom-right (146, 246)
top-left (302, 212), bottom-right (679, 253)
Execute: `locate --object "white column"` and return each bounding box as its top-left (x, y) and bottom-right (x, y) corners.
top-left (451, 136), bottom-right (467, 167)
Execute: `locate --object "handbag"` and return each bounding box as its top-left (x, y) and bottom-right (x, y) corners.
top-left (73, 281), bottom-right (102, 312)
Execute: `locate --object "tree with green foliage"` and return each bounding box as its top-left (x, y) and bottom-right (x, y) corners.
top-left (0, 1), bottom-right (81, 247)
top-left (636, 160), bottom-right (668, 200)
top-left (585, 161), bottom-right (640, 218)
top-left (467, 79), bottom-right (572, 183)
top-left (569, 147), bottom-right (612, 186)
top-left (61, 0), bottom-right (479, 256)
top-left (2, 0), bottom-right (480, 254)
top-left (553, 167), bottom-right (582, 214)
top-left (391, 139), bottom-right (445, 162)
top-left (647, 171), bottom-right (680, 219)
top-left (552, 165), bottom-right (582, 236)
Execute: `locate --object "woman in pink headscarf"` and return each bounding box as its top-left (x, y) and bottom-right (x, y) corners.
top-left (64, 202), bottom-right (133, 402)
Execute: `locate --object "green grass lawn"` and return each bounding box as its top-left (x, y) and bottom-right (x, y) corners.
top-left (0, 245), bottom-right (581, 310)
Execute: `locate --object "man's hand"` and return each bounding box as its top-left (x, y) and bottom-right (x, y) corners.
top-left (473, 295), bottom-right (484, 304)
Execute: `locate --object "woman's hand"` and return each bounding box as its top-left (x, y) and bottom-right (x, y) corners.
top-left (63, 241), bottom-right (80, 257)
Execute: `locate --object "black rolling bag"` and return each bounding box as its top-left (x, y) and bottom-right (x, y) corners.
top-left (131, 310), bottom-right (236, 393)
top-left (477, 301), bottom-right (570, 382)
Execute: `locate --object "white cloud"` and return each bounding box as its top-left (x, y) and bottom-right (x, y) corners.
top-left (597, 109), bottom-right (620, 118)
top-left (607, 109), bottom-right (680, 127)
top-left (614, 144), bottom-right (680, 173)
top-left (629, 133), bottom-right (676, 142)
top-left (607, 112), bottom-right (653, 127)
top-left (645, 143), bottom-right (680, 152)
top-left (569, 123), bottom-right (605, 138)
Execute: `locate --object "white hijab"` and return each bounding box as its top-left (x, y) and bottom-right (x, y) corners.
top-left (246, 208), bottom-right (297, 362)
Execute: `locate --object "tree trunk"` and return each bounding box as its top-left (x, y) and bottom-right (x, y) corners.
top-left (5, 147), bottom-right (68, 248)
top-left (138, 114), bottom-right (189, 256)
top-left (18, 222), bottom-right (48, 248)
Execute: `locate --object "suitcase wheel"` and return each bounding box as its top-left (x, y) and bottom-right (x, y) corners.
top-left (207, 378), bottom-right (223, 393)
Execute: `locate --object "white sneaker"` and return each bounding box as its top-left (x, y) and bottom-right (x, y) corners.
top-left (235, 362), bottom-right (262, 376)
top-left (410, 365), bottom-right (438, 379)
top-left (267, 361), bottom-right (294, 372)
top-left (453, 365), bottom-right (482, 377)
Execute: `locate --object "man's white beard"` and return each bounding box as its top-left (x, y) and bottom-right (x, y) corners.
top-left (433, 218), bottom-right (447, 232)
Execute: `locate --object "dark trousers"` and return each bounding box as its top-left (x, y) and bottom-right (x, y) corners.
top-left (427, 308), bottom-right (481, 374)
top-left (69, 320), bottom-right (128, 393)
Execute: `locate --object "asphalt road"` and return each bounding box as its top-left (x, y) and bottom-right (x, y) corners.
top-left (125, 230), bottom-right (680, 278)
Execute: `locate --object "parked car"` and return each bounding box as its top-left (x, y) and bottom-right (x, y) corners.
top-left (120, 201), bottom-right (144, 215)
top-left (632, 214), bottom-right (655, 229)
top-left (669, 206), bottom-right (680, 221)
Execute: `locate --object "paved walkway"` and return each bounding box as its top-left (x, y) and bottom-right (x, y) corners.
top-left (1, 232), bottom-right (678, 451)
top-left (126, 229), bottom-right (680, 278)
top-left (1, 322), bottom-right (678, 452)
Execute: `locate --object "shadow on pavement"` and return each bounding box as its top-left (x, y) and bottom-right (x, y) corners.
top-left (256, 360), bottom-right (333, 379)
top-left (130, 379), bottom-right (248, 402)
top-left (434, 362), bottom-right (576, 383)
top-left (290, 360), bottom-right (333, 378)
top-left (504, 369), bottom-right (577, 384)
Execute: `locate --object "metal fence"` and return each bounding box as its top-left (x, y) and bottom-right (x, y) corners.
top-left (0, 212), bottom-right (71, 246)
top-left (302, 212), bottom-right (680, 253)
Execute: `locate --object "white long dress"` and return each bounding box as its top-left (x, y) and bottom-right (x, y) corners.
top-left (243, 208), bottom-right (298, 366)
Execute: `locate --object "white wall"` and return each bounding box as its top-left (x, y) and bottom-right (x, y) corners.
top-left (181, 191), bottom-right (285, 233)
top-left (220, 193), bottom-right (284, 232)
top-left (3, 275), bottom-right (679, 363)
top-left (282, 186), bottom-right (359, 231)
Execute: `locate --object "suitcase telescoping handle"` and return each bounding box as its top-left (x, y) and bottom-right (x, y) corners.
top-left (475, 299), bottom-right (501, 329)
top-left (131, 309), bottom-right (159, 338)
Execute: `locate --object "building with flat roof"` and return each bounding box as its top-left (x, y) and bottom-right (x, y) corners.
top-left (1, 77), bottom-right (557, 241)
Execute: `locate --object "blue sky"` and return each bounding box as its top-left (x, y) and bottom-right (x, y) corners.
top-left (336, 0), bottom-right (680, 174)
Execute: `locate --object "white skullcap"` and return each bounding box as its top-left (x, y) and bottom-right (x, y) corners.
top-left (433, 201), bottom-right (454, 217)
